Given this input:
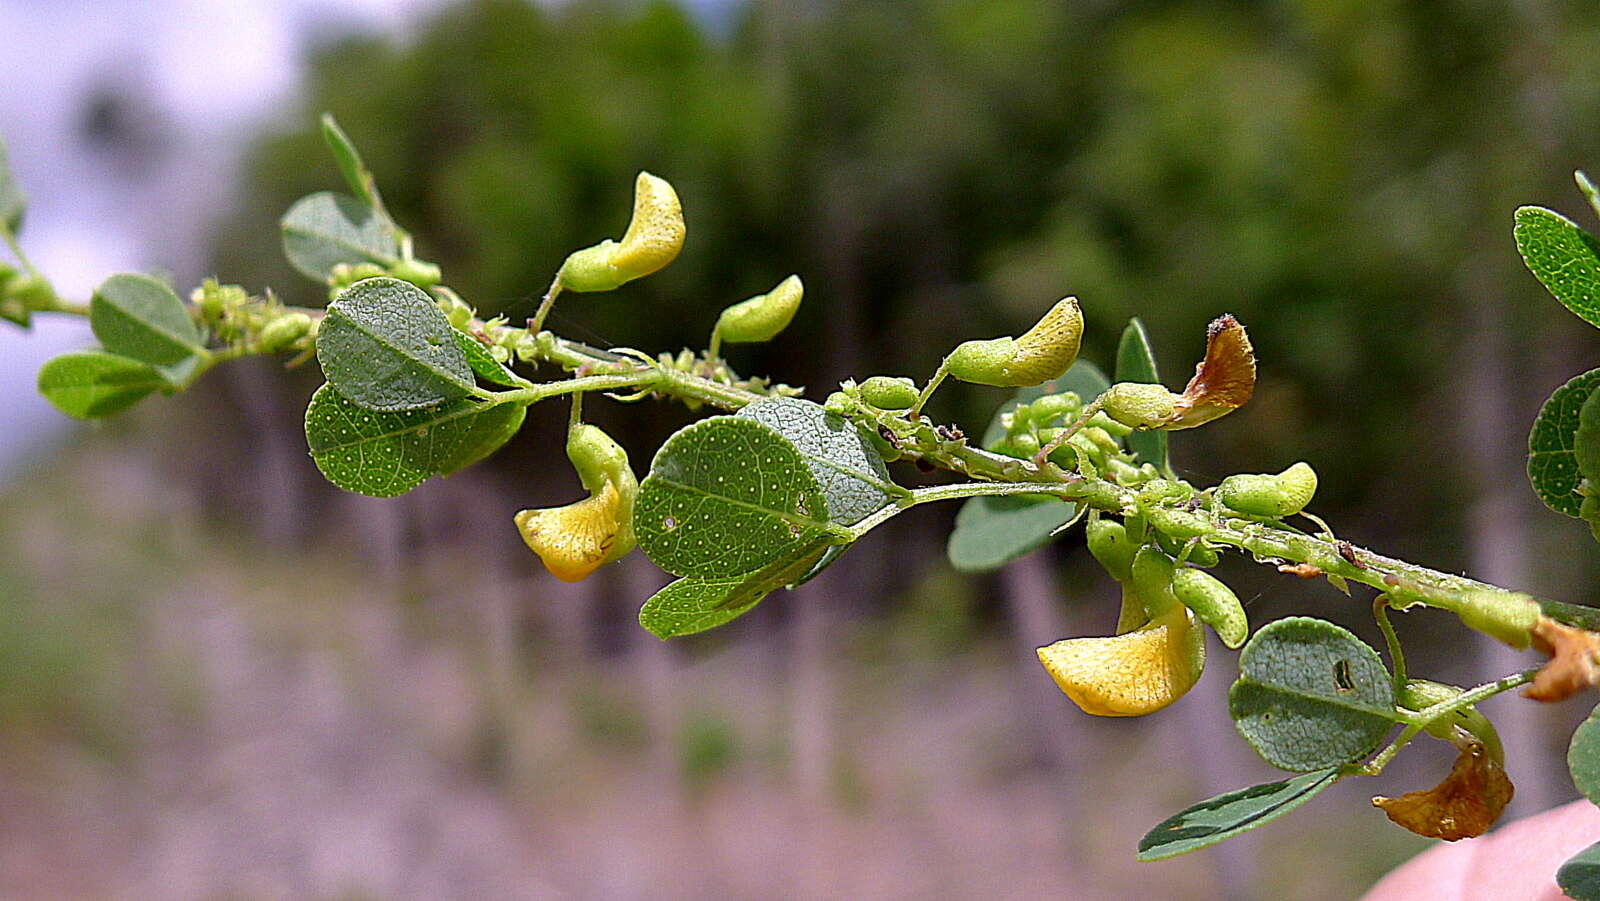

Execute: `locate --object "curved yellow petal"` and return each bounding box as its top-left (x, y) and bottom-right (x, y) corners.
top-left (1036, 607), bottom-right (1206, 717)
top-left (611, 171), bottom-right (685, 278)
top-left (516, 481), bottom-right (624, 583)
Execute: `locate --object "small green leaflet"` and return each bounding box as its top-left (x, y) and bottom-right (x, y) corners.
top-left (1515, 206), bottom-right (1600, 329)
top-left (304, 383), bottom-right (527, 497)
top-left (1136, 767), bottom-right (1341, 861)
top-left (1115, 317), bottom-right (1169, 470)
top-left (89, 273), bottom-right (206, 383)
top-left (950, 360), bottom-right (1108, 573)
top-left (37, 350), bottom-right (166, 419)
top-left (635, 415), bottom-right (840, 580)
top-left (1228, 616), bottom-right (1397, 772)
top-left (320, 114), bottom-right (377, 208)
top-left (0, 136), bottom-right (24, 233)
top-left (1570, 702), bottom-right (1600, 807)
top-left (947, 495), bottom-right (1075, 573)
top-left (453, 329), bottom-right (522, 387)
top-left (280, 191), bottom-right (399, 282)
top-left (639, 541), bottom-right (831, 639)
top-left (317, 277), bottom-right (477, 411)
top-left (1529, 368), bottom-right (1600, 518)
top-left (1560, 842), bottom-right (1600, 901)
top-left (737, 397), bottom-right (895, 526)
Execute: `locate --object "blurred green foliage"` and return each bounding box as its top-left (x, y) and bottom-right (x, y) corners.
top-left (213, 0), bottom-right (1600, 582)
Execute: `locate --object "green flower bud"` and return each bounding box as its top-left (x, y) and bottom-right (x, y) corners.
top-left (258, 312), bottom-right (313, 352)
top-left (389, 258), bottom-right (442, 288)
top-left (6, 273), bottom-right (55, 310)
top-left (944, 297), bottom-right (1083, 387)
top-left (1216, 461), bottom-right (1318, 518)
top-left (1082, 426), bottom-right (1120, 456)
top-left (1136, 479), bottom-right (1188, 506)
top-left (1183, 542), bottom-right (1221, 568)
top-left (1131, 546), bottom-right (1181, 619)
top-left (1100, 382), bottom-right (1179, 429)
top-left (1029, 392), bottom-right (1077, 424)
top-left (858, 375), bottom-right (919, 410)
top-left (1397, 679), bottom-right (1505, 764)
top-left (1171, 567), bottom-right (1248, 648)
top-left (714, 275), bottom-right (803, 345)
top-left (1087, 411), bottom-right (1133, 438)
top-left (1086, 515), bottom-right (1138, 582)
top-left (1449, 590), bottom-right (1540, 650)
top-left (1145, 505), bottom-right (1213, 542)
top-left (557, 172), bottom-right (685, 293)
top-left (1005, 432), bottom-right (1041, 458)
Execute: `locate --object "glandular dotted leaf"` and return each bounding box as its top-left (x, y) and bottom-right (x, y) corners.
top-left (1228, 616), bottom-right (1396, 772)
top-left (1559, 841), bottom-right (1600, 901)
top-left (636, 416), bottom-right (834, 580)
top-left (1137, 767), bottom-right (1341, 861)
top-left (737, 396), bottom-right (894, 526)
top-left (304, 383), bottom-right (526, 497)
top-left (316, 277), bottom-right (477, 411)
top-left (1570, 702), bottom-right (1600, 807)
top-left (1529, 368), bottom-right (1600, 518)
top-left (1515, 206), bottom-right (1600, 329)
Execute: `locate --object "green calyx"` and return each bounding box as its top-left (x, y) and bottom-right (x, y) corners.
top-left (1216, 461), bottom-right (1318, 518)
top-left (1397, 678), bottom-right (1505, 764)
top-left (1447, 589), bottom-right (1541, 650)
top-left (858, 375), bottom-right (919, 410)
top-left (1087, 515), bottom-right (1138, 582)
top-left (1101, 381), bottom-right (1179, 430)
top-left (566, 422), bottom-right (634, 494)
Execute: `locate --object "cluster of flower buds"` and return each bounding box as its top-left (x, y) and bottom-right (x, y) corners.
top-left (0, 261), bottom-right (55, 327)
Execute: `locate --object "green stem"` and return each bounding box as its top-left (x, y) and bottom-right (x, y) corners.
top-left (909, 359), bottom-right (950, 418)
top-left (1374, 596), bottom-right (1407, 695)
top-left (848, 479), bottom-right (1086, 539)
top-left (1034, 398), bottom-right (1103, 468)
top-left (528, 277), bottom-right (563, 334)
top-left (1361, 668), bottom-right (1538, 775)
top-left (0, 221), bottom-right (40, 278)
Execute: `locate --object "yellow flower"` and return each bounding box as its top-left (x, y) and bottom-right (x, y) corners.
top-left (514, 423), bottom-right (638, 582)
top-left (1036, 605), bottom-right (1206, 717)
top-left (556, 172), bottom-right (685, 293)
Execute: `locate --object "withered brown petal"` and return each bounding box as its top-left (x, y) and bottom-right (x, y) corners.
top-left (1372, 742), bottom-right (1514, 841)
top-left (1523, 617), bottom-right (1600, 702)
top-left (1166, 314), bottom-right (1256, 429)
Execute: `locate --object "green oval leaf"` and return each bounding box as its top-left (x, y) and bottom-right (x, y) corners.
top-left (1115, 316), bottom-right (1169, 470)
top-left (640, 543), bottom-right (829, 639)
top-left (37, 350), bottom-right (165, 418)
top-left (1570, 702), bottom-right (1600, 807)
top-left (280, 191), bottom-right (399, 282)
top-left (1515, 206), bottom-right (1600, 329)
top-left (452, 329), bottom-right (522, 387)
top-left (304, 383), bottom-right (526, 497)
top-left (636, 416), bottom-right (837, 580)
top-left (1529, 368), bottom-right (1600, 518)
top-left (0, 137), bottom-right (24, 233)
top-left (946, 494), bottom-right (1076, 573)
top-left (737, 396), bottom-right (895, 526)
top-left (1136, 767), bottom-right (1341, 861)
top-left (89, 273), bottom-right (204, 381)
top-left (1560, 841), bottom-right (1600, 901)
top-left (1228, 616), bottom-right (1396, 772)
top-left (317, 277), bottom-right (477, 411)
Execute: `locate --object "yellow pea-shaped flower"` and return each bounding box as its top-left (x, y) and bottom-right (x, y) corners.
top-left (1036, 605), bottom-right (1206, 717)
top-left (515, 424), bottom-right (638, 582)
top-left (944, 297), bottom-right (1083, 388)
top-left (557, 172), bottom-right (685, 293)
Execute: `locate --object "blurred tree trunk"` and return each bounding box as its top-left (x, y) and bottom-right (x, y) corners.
top-left (1460, 266), bottom-right (1560, 817)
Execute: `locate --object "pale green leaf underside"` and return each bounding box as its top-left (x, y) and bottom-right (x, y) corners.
top-left (305, 383), bottom-right (526, 497)
top-left (636, 416), bottom-right (834, 580)
top-left (37, 350), bottom-right (165, 419)
top-left (453, 329), bottom-right (522, 387)
top-left (737, 396), bottom-right (894, 526)
top-left (1560, 841), bottom-right (1600, 901)
top-left (1570, 702), bottom-right (1600, 807)
top-left (89, 273), bottom-right (204, 380)
top-left (1529, 368), bottom-right (1600, 518)
top-left (317, 277), bottom-right (476, 411)
top-left (946, 494), bottom-right (1076, 573)
top-left (640, 541), bottom-right (830, 638)
top-left (1228, 616), bottom-right (1395, 772)
top-left (0, 137), bottom-right (24, 233)
top-left (1136, 767), bottom-right (1341, 861)
top-left (280, 190), bottom-right (399, 281)
top-left (1515, 206), bottom-right (1600, 329)
top-left (1116, 317), bottom-right (1169, 469)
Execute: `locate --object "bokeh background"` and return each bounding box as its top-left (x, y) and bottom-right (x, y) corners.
top-left (2, 1), bottom-right (1600, 898)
